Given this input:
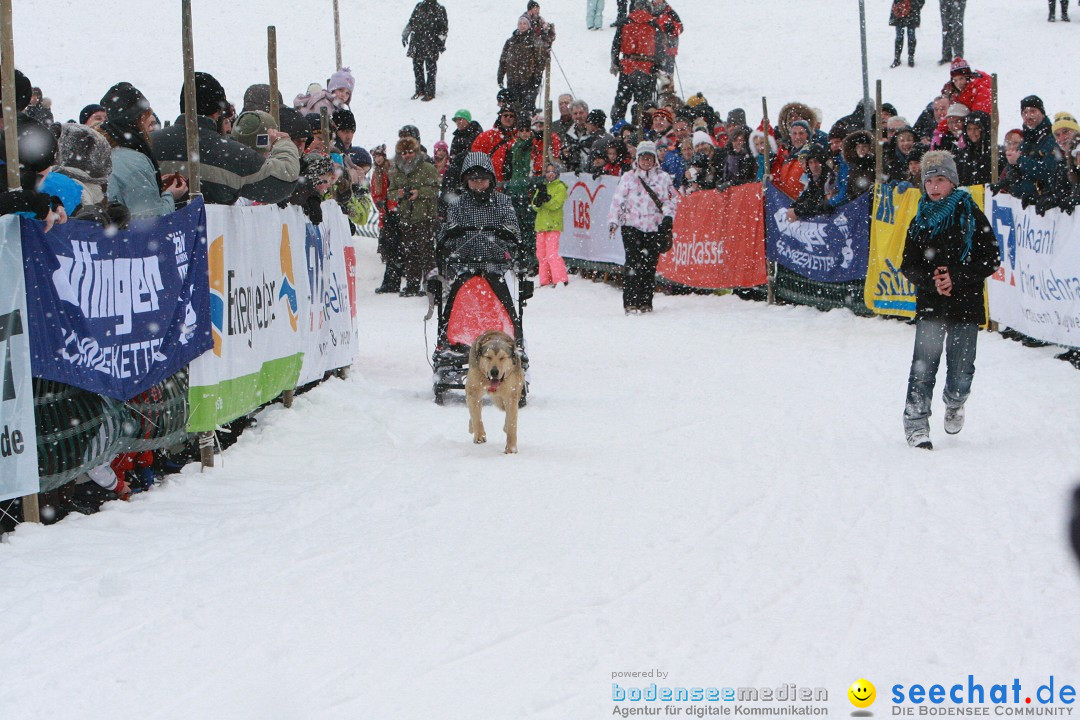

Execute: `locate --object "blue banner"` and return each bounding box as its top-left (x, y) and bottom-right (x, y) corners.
top-left (21, 198), bottom-right (212, 400)
top-left (764, 185), bottom-right (871, 283)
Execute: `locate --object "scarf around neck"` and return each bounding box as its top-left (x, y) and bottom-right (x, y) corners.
top-left (912, 187), bottom-right (977, 262)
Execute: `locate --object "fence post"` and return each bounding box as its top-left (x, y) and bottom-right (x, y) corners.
top-left (542, 54), bottom-right (553, 168)
top-left (332, 0), bottom-right (342, 71)
top-left (320, 106), bottom-right (331, 150)
top-left (762, 96), bottom-right (775, 306)
top-left (990, 73), bottom-right (1000, 185)
top-left (0, 0), bottom-right (17, 192)
top-left (268, 26), bottom-right (279, 126)
top-left (874, 79), bottom-right (884, 185)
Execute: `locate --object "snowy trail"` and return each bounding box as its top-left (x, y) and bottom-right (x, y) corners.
top-left (1, 236), bottom-right (1078, 719)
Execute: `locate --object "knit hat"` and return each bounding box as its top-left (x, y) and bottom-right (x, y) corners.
top-left (332, 108), bottom-right (356, 132)
top-left (399, 124), bottom-right (421, 141)
top-left (881, 102), bottom-right (898, 117)
top-left (231, 111), bottom-right (278, 151)
top-left (348, 146), bottom-right (372, 167)
top-left (179, 72), bottom-right (229, 117)
top-left (946, 103), bottom-right (970, 119)
top-left (653, 107), bottom-right (674, 124)
top-left (242, 84), bottom-right (283, 113)
top-left (79, 104), bottom-right (105, 125)
top-left (301, 151), bottom-right (335, 180)
top-left (452, 108), bottom-right (472, 123)
top-left (327, 67), bottom-right (355, 94)
top-left (921, 150), bottom-right (959, 187)
top-left (692, 130), bottom-right (715, 148)
top-left (278, 107), bottom-right (312, 143)
top-left (789, 119), bottom-right (811, 134)
top-left (395, 135), bottom-right (420, 155)
top-left (636, 140), bottom-right (658, 158)
top-left (1, 69), bottom-right (32, 112)
top-left (15, 120), bottom-right (57, 174)
top-left (586, 109), bottom-right (606, 128)
top-left (1052, 112), bottom-right (1080, 135)
top-left (1021, 95), bottom-right (1046, 114)
top-left (828, 123), bottom-right (848, 140)
top-left (949, 57), bottom-right (971, 77)
top-left (726, 108), bottom-right (746, 127)
top-left (57, 123), bottom-right (113, 183)
top-left (100, 82), bottom-right (152, 126)
top-left (687, 92), bottom-right (707, 108)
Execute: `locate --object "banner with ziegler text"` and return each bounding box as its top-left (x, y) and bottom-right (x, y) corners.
top-left (1, 217), bottom-right (39, 501)
top-left (559, 173), bottom-right (625, 265)
top-left (187, 204), bottom-right (308, 432)
top-left (764, 185), bottom-right (871, 283)
top-left (21, 198), bottom-right (212, 401)
top-left (865, 184), bottom-right (986, 318)
top-left (657, 184), bottom-right (767, 289)
top-left (988, 193), bottom-right (1080, 347)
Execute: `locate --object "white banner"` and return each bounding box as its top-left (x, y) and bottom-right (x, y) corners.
top-left (0, 216), bottom-right (39, 501)
top-left (559, 173), bottom-right (626, 264)
top-left (988, 193), bottom-right (1080, 348)
top-left (297, 202), bottom-right (357, 386)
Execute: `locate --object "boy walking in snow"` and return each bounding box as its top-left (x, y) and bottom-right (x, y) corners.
top-left (899, 150), bottom-right (999, 449)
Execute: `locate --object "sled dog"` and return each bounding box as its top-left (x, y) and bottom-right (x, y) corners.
top-left (465, 330), bottom-right (524, 454)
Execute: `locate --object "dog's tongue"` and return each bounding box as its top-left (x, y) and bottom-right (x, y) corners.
top-left (487, 379), bottom-right (501, 392)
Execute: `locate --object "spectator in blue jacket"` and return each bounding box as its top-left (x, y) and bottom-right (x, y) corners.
top-left (1003, 95), bottom-right (1062, 207)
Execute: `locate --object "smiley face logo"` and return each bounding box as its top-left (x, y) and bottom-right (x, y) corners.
top-left (848, 679), bottom-right (876, 709)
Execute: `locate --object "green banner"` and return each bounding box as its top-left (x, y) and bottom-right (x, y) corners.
top-left (186, 353), bottom-right (303, 432)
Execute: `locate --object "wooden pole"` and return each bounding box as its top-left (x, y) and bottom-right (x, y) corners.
top-left (268, 26), bottom-right (279, 126)
top-left (874, 79), bottom-right (884, 184)
top-left (762, 96), bottom-right (775, 306)
top-left (320, 106), bottom-right (331, 149)
top-left (0, 0), bottom-right (20, 192)
top-left (990, 73), bottom-right (1000, 185)
top-left (182, 0), bottom-right (201, 196)
top-left (182, 0), bottom-right (212, 470)
top-left (333, 0), bottom-right (342, 71)
top-left (542, 54), bottom-right (553, 168)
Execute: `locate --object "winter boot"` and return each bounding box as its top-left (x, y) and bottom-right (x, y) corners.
top-left (891, 38), bottom-right (903, 68)
top-left (1063, 0), bottom-right (1071, 20)
top-left (944, 405), bottom-right (965, 435)
top-left (907, 429), bottom-right (933, 450)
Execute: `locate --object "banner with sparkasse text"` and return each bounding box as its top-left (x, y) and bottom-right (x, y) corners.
top-left (559, 172), bottom-right (626, 265)
top-left (0, 217), bottom-right (39, 502)
top-left (988, 192), bottom-right (1080, 348)
top-left (656, 184), bottom-right (767, 289)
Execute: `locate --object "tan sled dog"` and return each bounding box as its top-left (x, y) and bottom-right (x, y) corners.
top-left (466, 330), bottom-right (524, 454)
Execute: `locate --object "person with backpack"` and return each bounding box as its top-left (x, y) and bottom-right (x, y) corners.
top-left (610, 0), bottom-right (661, 125)
top-left (889, 0), bottom-right (925, 68)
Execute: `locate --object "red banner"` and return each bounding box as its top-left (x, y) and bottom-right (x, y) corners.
top-left (657, 184), bottom-right (767, 289)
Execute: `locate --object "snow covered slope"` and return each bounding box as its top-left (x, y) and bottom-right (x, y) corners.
top-left (2, 2), bottom-right (1079, 719)
top-left (18, 0), bottom-right (1078, 152)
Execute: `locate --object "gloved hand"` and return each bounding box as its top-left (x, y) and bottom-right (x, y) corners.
top-left (610, 64), bottom-right (619, 76)
top-left (533, 187), bottom-right (551, 206)
top-left (401, 28), bottom-right (410, 47)
top-left (115, 477), bottom-right (131, 501)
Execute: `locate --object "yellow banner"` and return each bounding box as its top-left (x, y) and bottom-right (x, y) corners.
top-left (865, 184), bottom-right (985, 318)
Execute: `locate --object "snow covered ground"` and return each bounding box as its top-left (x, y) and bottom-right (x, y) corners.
top-left (3, 1), bottom-right (1080, 718)
top-left (2, 234), bottom-right (1079, 719)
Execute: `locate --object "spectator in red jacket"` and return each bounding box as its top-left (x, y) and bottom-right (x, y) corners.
top-left (941, 58), bottom-right (991, 114)
top-left (471, 105), bottom-right (521, 182)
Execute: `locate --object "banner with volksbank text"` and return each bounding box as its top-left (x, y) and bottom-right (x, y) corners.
top-left (764, 184), bottom-right (871, 283)
top-left (21, 199), bottom-right (212, 401)
top-left (559, 173), bottom-right (625, 264)
top-left (657, 184), bottom-right (767, 289)
top-left (297, 201), bottom-right (357, 386)
top-left (0, 217), bottom-right (39, 501)
top-left (866, 184), bottom-right (988, 318)
top-left (187, 203), bottom-right (308, 432)
top-left (988, 193), bottom-right (1080, 347)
